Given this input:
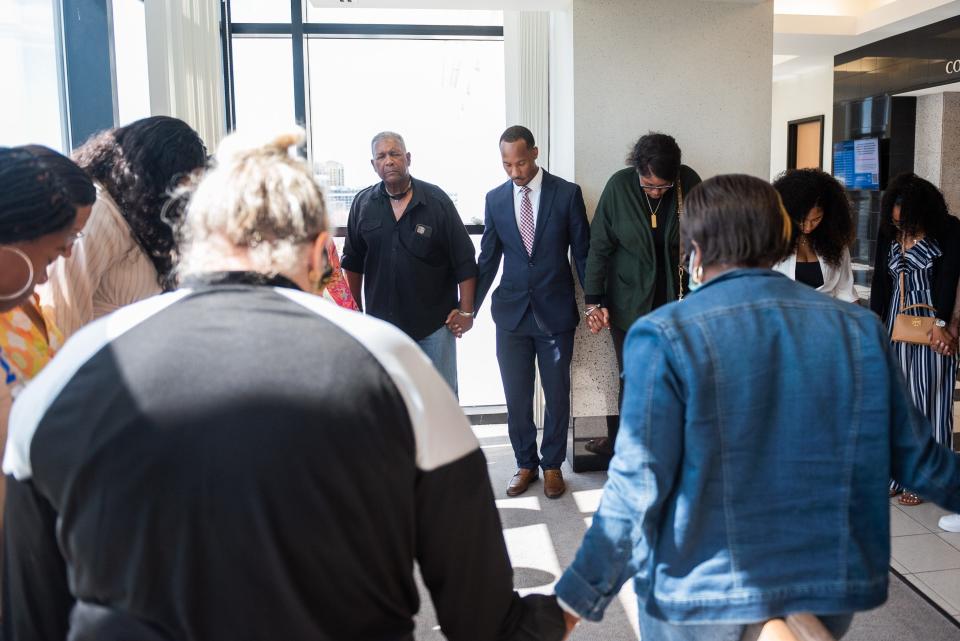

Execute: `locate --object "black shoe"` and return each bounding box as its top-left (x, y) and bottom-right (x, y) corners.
top-left (584, 437), bottom-right (614, 456)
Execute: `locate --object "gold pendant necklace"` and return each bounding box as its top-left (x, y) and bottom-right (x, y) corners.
top-left (643, 191), bottom-right (663, 229)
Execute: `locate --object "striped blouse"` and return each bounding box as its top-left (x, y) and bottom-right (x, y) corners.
top-left (40, 184), bottom-right (161, 339)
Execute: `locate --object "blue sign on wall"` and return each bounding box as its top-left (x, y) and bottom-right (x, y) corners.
top-left (833, 141), bottom-right (855, 188)
top-left (833, 139), bottom-right (880, 190)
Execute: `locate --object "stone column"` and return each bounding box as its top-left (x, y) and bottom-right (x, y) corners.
top-left (915, 92), bottom-right (960, 216)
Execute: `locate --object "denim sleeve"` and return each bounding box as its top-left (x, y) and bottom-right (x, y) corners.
top-left (886, 341), bottom-right (960, 512)
top-left (555, 320), bottom-right (684, 621)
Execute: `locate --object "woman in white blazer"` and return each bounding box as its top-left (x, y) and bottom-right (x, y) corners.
top-left (772, 169), bottom-right (858, 303)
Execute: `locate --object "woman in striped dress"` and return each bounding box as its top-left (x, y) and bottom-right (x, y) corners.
top-left (870, 173), bottom-right (960, 506)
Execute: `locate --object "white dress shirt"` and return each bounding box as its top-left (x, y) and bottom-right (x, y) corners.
top-left (513, 167), bottom-right (543, 232)
top-left (772, 247), bottom-right (859, 303)
top-left (40, 184), bottom-right (161, 339)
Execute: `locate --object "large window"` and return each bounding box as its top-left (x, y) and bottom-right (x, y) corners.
top-left (225, 4), bottom-right (507, 407)
top-left (232, 38), bottom-right (296, 131)
top-left (225, 4), bottom-right (505, 227)
top-left (112, 0), bottom-right (150, 126)
top-left (307, 38), bottom-right (505, 227)
top-left (0, 0), bottom-right (64, 149)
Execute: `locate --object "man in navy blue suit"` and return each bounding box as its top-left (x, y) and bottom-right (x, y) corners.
top-left (474, 126), bottom-right (589, 499)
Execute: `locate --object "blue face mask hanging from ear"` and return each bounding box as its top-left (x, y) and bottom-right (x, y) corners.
top-left (688, 249), bottom-right (703, 293)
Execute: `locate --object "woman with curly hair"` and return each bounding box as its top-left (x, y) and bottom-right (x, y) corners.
top-left (772, 168), bottom-right (858, 301)
top-left (869, 172), bottom-right (960, 506)
top-left (42, 116), bottom-right (206, 337)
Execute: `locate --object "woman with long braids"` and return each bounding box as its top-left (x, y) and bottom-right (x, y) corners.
top-left (0, 146), bottom-right (84, 564)
top-left (0, 145), bottom-right (95, 407)
top-left (43, 116), bottom-right (207, 338)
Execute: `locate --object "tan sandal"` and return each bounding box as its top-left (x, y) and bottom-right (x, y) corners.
top-left (899, 491), bottom-right (923, 506)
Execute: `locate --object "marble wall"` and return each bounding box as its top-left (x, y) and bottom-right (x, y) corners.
top-left (941, 93), bottom-right (960, 217)
top-left (915, 94), bottom-right (944, 187)
top-left (914, 92), bottom-right (960, 217)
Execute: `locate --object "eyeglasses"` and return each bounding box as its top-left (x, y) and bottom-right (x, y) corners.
top-left (639, 181), bottom-right (674, 193)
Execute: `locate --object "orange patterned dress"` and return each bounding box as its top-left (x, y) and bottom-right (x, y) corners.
top-left (0, 294), bottom-right (64, 396)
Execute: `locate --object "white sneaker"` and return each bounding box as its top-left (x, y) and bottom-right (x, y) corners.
top-left (938, 514), bottom-right (960, 532)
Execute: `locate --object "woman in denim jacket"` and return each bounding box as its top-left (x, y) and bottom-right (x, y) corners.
top-left (554, 175), bottom-right (960, 641)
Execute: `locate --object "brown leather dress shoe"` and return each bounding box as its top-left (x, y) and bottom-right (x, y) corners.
top-left (543, 469), bottom-right (565, 499)
top-left (506, 468), bottom-right (538, 497)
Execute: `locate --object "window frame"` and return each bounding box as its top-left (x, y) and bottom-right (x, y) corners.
top-left (221, 0), bottom-right (501, 235)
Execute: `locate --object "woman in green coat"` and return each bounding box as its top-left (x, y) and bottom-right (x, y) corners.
top-left (583, 133), bottom-right (701, 456)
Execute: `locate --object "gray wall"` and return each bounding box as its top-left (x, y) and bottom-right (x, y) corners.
top-left (571, 0), bottom-right (774, 214)
top-left (568, 0), bottom-right (775, 419)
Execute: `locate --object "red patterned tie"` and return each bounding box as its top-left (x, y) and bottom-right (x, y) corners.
top-left (519, 185), bottom-right (535, 255)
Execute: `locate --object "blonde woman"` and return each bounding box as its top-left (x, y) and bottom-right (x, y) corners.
top-left (3, 130), bottom-right (565, 641)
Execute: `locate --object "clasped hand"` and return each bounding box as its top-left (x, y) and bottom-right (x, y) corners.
top-left (445, 309), bottom-right (473, 338)
top-left (928, 325), bottom-right (958, 356)
top-left (586, 307), bottom-right (610, 334)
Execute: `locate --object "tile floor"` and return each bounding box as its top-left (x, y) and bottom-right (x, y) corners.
top-left (890, 497), bottom-right (960, 621)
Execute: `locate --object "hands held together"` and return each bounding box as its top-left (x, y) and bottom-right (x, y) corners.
top-left (445, 308), bottom-right (474, 338)
top-left (929, 324), bottom-right (958, 356)
top-left (585, 306), bottom-right (610, 334)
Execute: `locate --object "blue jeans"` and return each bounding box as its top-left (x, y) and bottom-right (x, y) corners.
top-left (417, 325), bottom-right (458, 396)
top-left (638, 610), bottom-right (853, 641)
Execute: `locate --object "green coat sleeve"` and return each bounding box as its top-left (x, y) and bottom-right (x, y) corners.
top-left (584, 186), bottom-right (618, 305)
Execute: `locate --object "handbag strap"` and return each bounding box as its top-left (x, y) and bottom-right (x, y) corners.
top-left (676, 179), bottom-right (685, 301)
top-left (898, 241), bottom-right (906, 312)
top-left (901, 303), bottom-right (938, 313)
top-left (898, 240), bottom-right (938, 316)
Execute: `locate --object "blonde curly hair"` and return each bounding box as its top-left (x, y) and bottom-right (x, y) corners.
top-left (177, 128), bottom-right (328, 278)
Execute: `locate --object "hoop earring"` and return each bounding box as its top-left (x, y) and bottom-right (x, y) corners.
top-left (0, 246), bottom-right (35, 302)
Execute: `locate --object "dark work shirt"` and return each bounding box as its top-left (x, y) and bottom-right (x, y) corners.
top-left (341, 177), bottom-right (478, 341)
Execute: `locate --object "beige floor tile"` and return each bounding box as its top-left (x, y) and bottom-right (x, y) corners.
top-left (890, 505), bottom-right (928, 536)
top-left (891, 534), bottom-right (960, 573)
top-left (896, 501), bottom-right (952, 532)
top-left (912, 570), bottom-right (960, 615)
top-left (904, 573), bottom-right (960, 615)
top-left (889, 558), bottom-right (907, 574)
top-left (940, 530), bottom-right (960, 550)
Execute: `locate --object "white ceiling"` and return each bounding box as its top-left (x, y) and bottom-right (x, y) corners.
top-left (306, 0), bottom-right (960, 82)
top-left (773, 0), bottom-right (960, 81)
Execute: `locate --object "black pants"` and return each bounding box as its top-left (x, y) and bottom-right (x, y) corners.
top-left (605, 325), bottom-right (627, 442)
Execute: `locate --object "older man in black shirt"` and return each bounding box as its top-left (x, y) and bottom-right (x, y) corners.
top-left (343, 132), bottom-right (477, 394)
